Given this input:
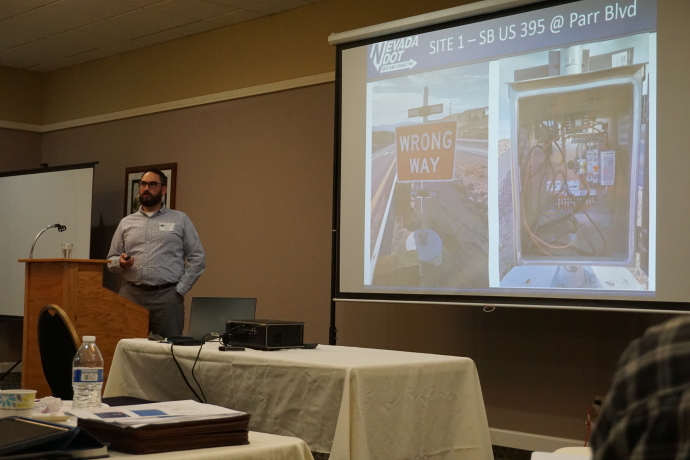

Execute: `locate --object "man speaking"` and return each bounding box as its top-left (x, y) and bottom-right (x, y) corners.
top-left (107, 168), bottom-right (205, 338)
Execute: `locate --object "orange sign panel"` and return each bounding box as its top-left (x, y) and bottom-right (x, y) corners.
top-left (396, 121), bottom-right (457, 182)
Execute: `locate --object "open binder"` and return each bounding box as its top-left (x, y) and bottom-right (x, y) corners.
top-left (77, 413), bottom-right (251, 455)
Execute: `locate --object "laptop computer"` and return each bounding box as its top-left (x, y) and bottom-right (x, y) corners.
top-left (187, 297), bottom-right (257, 341)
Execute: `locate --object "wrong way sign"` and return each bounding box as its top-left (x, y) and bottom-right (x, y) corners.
top-left (396, 120), bottom-right (457, 182)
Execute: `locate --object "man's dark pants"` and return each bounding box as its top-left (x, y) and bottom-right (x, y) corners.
top-left (119, 283), bottom-right (184, 338)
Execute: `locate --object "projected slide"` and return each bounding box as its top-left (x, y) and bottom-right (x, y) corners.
top-left (350, 0), bottom-right (656, 296)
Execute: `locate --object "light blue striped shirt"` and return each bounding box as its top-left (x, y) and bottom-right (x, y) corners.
top-left (107, 205), bottom-right (205, 296)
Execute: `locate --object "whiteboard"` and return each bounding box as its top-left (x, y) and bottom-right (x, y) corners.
top-left (0, 165), bottom-right (94, 317)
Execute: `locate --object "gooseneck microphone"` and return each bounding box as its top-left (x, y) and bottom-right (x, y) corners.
top-left (29, 223), bottom-right (67, 259)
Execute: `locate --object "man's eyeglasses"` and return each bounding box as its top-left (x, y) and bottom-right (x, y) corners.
top-left (139, 181), bottom-right (162, 189)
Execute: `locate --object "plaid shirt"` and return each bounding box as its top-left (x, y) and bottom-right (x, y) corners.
top-left (591, 315), bottom-right (690, 460)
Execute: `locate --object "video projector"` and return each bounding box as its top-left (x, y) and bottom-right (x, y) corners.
top-left (224, 319), bottom-right (305, 350)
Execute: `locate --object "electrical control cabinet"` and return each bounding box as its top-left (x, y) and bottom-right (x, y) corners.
top-left (508, 64), bottom-right (647, 268)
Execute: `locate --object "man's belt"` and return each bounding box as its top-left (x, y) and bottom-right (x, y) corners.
top-left (128, 282), bottom-right (178, 291)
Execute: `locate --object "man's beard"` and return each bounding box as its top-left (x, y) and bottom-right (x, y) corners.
top-left (139, 190), bottom-right (163, 207)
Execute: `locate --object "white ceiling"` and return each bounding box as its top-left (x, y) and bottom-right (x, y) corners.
top-left (0, 0), bottom-right (325, 72)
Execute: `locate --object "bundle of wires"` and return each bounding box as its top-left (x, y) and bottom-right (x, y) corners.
top-left (170, 333), bottom-right (219, 403)
top-left (519, 121), bottom-right (608, 258)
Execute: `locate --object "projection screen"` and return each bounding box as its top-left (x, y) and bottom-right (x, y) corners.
top-left (334, 0), bottom-right (690, 311)
top-left (0, 164), bottom-right (95, 317)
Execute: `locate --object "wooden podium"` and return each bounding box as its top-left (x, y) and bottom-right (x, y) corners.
top-left (19, 259), bottom-right (149, 397)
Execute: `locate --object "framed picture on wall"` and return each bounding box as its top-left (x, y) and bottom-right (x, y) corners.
top-left (124, 163), bottom-right (177, 216)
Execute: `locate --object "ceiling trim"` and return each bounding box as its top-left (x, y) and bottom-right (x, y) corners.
top-left (42, 71), bottom-right (335, 132)
top-left (0, 72), bottom-right (335, 134)
top-left (0, 120), bottom-right (43, 132)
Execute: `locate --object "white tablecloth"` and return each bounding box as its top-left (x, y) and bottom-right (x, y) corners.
top-left (104, 340), bottom-right (492, 460)
top-left (109, 431), bottom-right (314, 459)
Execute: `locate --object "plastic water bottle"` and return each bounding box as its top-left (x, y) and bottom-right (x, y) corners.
top-left (72, 335), bottom-right (104, 409)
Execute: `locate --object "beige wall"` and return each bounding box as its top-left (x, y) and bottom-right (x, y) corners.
top-left (0, 128), bottom-right (42, 171)
top-left (41, 84), bottom-right (335, 346)
top-left (41, 0), bottom-right (470, 125)
top-left (2, 0), bottom-right (479, 127)
top-left (0, 67), bottom-right (43, 126)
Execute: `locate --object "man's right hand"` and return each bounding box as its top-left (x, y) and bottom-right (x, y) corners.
top-left (119, 253), bottom-right (134, 269)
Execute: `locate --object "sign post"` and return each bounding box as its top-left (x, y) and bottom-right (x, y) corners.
top-left (396, 88), bottom-right (457, 273)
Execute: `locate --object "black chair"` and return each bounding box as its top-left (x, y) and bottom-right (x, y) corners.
top-left (37, 304), bottom-right (80, 400)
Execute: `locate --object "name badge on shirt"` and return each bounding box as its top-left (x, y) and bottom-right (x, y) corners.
top-left (159, 223), bottom-right (175, 232)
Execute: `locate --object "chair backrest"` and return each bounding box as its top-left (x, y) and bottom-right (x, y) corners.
top-left (37, 304), bottom-right (80, 400)
top-left (188, 297), bottom-right (257, 339)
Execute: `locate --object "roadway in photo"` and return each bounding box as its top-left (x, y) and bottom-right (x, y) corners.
top-left (368, 138), bottom-right (490, 288)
